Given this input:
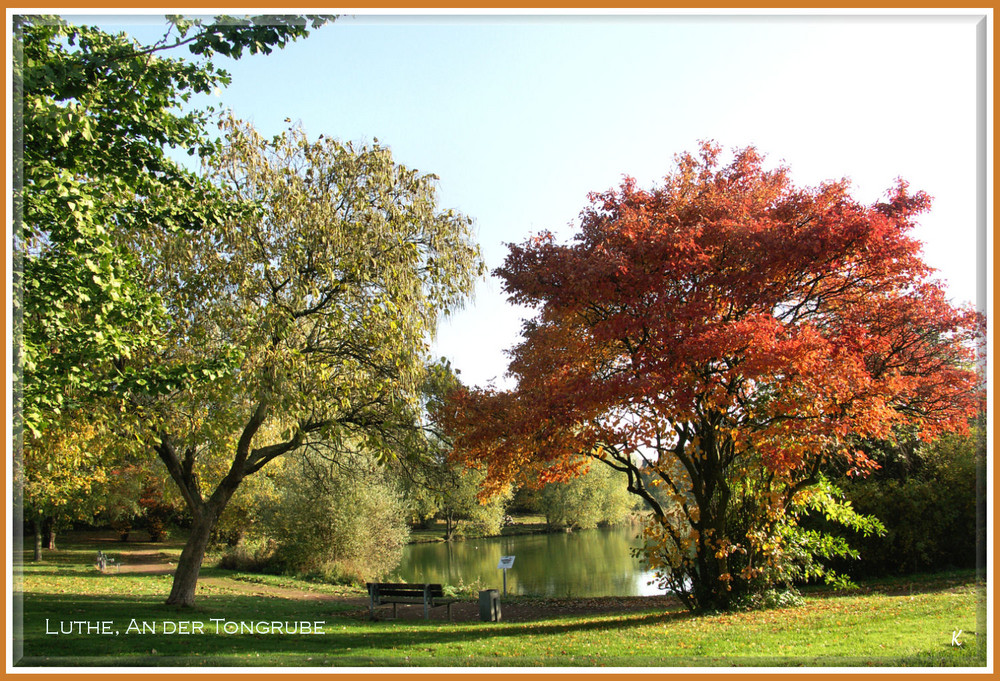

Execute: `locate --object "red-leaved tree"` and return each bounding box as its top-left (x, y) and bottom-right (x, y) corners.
top-left (443, 143), bottom-right (982, 611)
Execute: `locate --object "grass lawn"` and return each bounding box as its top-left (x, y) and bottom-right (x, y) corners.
top-left (12, 535), bottom-right (988, 668)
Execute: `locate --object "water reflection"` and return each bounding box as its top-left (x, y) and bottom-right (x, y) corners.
top-left (392, 525), bottom-right (667, 597)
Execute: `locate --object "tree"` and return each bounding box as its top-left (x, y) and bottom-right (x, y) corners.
top-left (444, 143), bottom-right (982, 612)
top-left (22, 412), bottom-right (111, 559)
top-left (401, 360), bottom-right (512, 541)
top-left (131, 117), bottom-right (481, 606)
top-left (14, 14), bottom-right (329, 567)
top-left (15, 15), bottom-right (330, 437)
top-left (413, 461), bottom-right (512, 541)
top-left (534, 459), bottom-right (635, 531)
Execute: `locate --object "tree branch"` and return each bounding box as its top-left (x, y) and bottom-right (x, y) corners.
top-left (154, 432), bottom-right (203, 516)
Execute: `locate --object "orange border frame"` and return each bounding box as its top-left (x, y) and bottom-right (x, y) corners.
top-left (3, 4), bottom-right (993, 681)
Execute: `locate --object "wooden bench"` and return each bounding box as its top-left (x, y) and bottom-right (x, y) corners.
top-left (366, 582), bottom-right (459, 620)
top-left (95, 550), bottom-right (120, 573)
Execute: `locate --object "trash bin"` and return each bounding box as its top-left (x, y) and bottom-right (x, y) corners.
top-left (478, 589), bottom-right (501, 622)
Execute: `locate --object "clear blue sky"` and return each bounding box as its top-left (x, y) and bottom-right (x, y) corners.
top-left (92, 11), bottom-right (987, 388)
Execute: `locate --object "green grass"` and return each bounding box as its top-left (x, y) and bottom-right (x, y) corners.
top-left (13, 536), bottom-right (988, 668)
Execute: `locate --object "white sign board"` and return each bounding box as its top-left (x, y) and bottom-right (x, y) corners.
top-left (497, 556), bottom-right (515, 570)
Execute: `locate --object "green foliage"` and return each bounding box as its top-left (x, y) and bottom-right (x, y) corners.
top-left (446, 467), bottom-right (512, 538)
top-left (535, 459), bottom-right (634, 531)
top-left (239, 448), bottom-right (411, 583)
top-left (403, 359), bottom-right (511, 540)
top-left (167, 15), bottom-right (330, 58)
top-left (15, 15), bottom-right (330, 436)
top-left (827, 431), bottom-right (981, 577)
top-left (766, 477), bottom-right (885, 589)
top-left (15, 14), bottom-right (331, 566)
top-left (141, 116), bottom-right (483, 470)
top-left (129, 113), bottom-right (481, 604)
top-left (406, 458), bottom-right (512, 540)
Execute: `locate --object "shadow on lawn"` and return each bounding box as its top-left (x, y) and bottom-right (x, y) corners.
top-left (18, 590), bottom-right (684, 661)
top-left (18, 568), bottom-right (986, 668)
top-left (17, 590), bottom-right (985, 669)
top-left (804, 573), bottom-right (983, 599)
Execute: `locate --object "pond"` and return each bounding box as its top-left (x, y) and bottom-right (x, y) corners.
top-left (391, 525), bottom-right (668, 597)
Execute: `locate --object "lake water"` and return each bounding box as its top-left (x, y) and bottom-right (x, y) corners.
top-left (391, 525), bottom-right (667, 597)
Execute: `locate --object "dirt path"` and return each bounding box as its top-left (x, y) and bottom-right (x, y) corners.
top-left (114, 550), bottom-right (177, 575)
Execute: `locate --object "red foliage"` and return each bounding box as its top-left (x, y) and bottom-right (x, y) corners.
top-left (445, 141), bottom-right (981, 499)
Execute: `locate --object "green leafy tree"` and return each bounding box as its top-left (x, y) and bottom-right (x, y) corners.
top-left (535, 459), bottom-right (635, 531)
top-left (402, 360), bottom-right (512, 541)
top-left (15, 15), bottom-right (329, 437)
top-left (13, 14), bottom-right (329, 568)
top-left (22, 413), bottom-right (111, 559)
top-left (431, 464), bottom-right (512, 541)
top-left (132, 117), bottom-right (481, 606)
top-left (822, 430), bottom-right (981, 577)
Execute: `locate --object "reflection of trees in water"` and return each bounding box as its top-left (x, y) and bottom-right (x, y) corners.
top-left (393, 526), bottom-right (654, 596)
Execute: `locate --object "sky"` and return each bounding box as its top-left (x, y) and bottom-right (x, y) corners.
top-left (89, 11), bottom-right (988, 389)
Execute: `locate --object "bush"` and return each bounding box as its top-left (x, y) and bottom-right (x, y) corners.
top-left (241, 448), bottom-right (410, 584)
top-left (217, 539), bottom-right (280, 573)
top-left (826, 431), bottom-right (981, 578)
top-left (731, 587), bottom-right (805, 612)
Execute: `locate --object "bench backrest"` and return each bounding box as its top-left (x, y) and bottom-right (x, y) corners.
top-left (368, 582), bottom-right (444, 599)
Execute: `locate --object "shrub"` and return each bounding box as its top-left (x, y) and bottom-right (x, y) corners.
top-left (247, 448), bottom-right (411, 583)
top-left (217, 538), bottom-right (280, 573)
top-left (828, 432), bottom-right (980, 578)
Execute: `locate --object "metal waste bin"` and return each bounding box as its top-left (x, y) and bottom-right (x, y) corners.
top-left (478, 589), bottom-right (501, 622)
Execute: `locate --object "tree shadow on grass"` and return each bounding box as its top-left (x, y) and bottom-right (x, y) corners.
top-left (17, 591), bottom-right (688, 664)
top-left (17, 584), bottom-right (986, 669)
top-left (802, 571), bottom-right (982, 599)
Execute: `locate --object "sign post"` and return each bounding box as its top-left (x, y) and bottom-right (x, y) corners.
top-left (497, 556), bottom-right (515, 596)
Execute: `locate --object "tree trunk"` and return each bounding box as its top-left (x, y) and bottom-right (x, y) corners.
top-left (163, 470), bottom-right (243, 607)
top-left (165, 513), bottom-right (216, 607)
top-left (156, 399), bottom-right (290, 607)
top-left (32, 516), bottom-right (42, 562)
